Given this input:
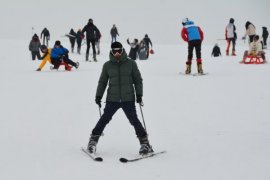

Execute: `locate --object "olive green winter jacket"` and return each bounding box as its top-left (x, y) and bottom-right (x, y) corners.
top-left (96, 50), bottom-right (143, 102)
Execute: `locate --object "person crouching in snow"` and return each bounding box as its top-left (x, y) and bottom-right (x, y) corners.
top-left (225, 18), bottom-right (237, 56)
top-left (50, 41), bottom-right (79, 70)
top-left (211, 43), bottom-right (222, 57)
top-left (181, 18), bottom-right (204, 74)
top-left (36, 45), bottom-right (52, 71)
top-left (241, 35), bottom-right (266, 63)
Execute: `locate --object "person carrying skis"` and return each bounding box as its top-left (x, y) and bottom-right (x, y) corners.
top-left (29, 33), bottom-right (41, 60)
top-left (262, 27), bottom-right (269, 49)
top-left (40, 28), bottom-right (50, 46)
top-left (127, 38), bottom-right (139, 60)
top-left (181, 18), bottom-right (204, 74)
top-left (211, 43), bottom-right (222, 57)
top-left (50, 41), bottom-right (79, 70)
top-left (86, 42), bottom-right (154, 155)
top-left (110, 24), bottom-right (119, 43)
top-left (68, 28), bottom-right (77, 53)
top-left (241, 35), bottom-right (266, 63)
top-left (225, 18), bottom-right (237, 56)
top-left (82, 18), bottom-right (101, 61)
top-left (242, 21), bottom-right (256, 43)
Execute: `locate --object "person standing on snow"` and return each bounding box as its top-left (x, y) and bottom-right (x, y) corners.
top-left (40, 27), bottom-right (50, 46)
top-left (262, 27), bottom-right (269, 49)
top-left (225, 18), bottom-right (237, 56)
top-left (143, 34), bottom-right (153, 58)
top-left (127, 38), bottom-right (139, 60)
top-left (242, 21), bottom-right (256, 43)
top-left (76, 29), bottom-right (84, 54)
top-left (68, 28), bottom-right (77, 53)
top-left (29, 33), bottom-right (41, 60)
top-left (181, 18), bottom-right (204, 74)
top-left (86, 42), bottom-right (154, 155)
top-left (110, 24), bottom-right (119, 43)
top-left (82, 18), bottom-right (101, 61)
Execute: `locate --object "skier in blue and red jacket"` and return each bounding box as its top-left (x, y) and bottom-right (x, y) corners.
top-left (181, 18), bottom-right (204, 74)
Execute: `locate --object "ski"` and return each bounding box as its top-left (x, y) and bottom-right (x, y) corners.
top-left (81, 147), bottom-right (103, 162)
top-left (119, 150), bottom-right (166, 163)
top-left (192, 72), bottom-right (208, 76)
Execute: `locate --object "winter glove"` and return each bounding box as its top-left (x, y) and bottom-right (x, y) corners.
top-left (136, 95), bottom-right (143, 105)
top-left (36, 68), bottom-right (41, 71)
top-left (95, 96), bottom-right (102, 107)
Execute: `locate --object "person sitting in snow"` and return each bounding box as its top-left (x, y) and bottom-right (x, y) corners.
top-left (50, 41), bottom-right (79, 70)
top-left (241, 35), bottom-right (266, 63)
top-left (211, 43), bottom-right (222, 57)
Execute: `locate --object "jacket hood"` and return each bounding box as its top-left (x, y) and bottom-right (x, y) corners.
top-left (109, 49), bottom-right (128, 63)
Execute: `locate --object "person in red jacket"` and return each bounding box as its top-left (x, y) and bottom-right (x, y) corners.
top-left (181, 18), bottom-right (204, 74)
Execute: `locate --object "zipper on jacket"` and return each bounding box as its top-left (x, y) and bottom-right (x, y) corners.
top-left (118, 62), bottom-right (122, 102)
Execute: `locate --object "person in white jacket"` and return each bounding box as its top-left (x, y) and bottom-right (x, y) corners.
top-left (225, 18), bottom-right (237, 56)
top-left (241, 35), bottom-right (266, 63)
top-left (242, 21), bottom-right (256, 43)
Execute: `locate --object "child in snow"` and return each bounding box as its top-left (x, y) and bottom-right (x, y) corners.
top-left (212, 44), bottom-right (222, 57)
top-left (241, 35), bottom-right (266, 63)
top-left (29, 34), bottom-right (41, 60)
top-left (36, 45), bottom-right (52, 71)
top-left (127, 38), bottom-right (139, 60)
top-left (242, 21), bottom-right (256, 43)
top-left (225, 18), bottom-right (237, 56)
top-left (50, 41), bottom-right (79, 70)
top-left (262, 27), bottom-right (269, 49)
top-left (181, 18), bottom-right (204, 74)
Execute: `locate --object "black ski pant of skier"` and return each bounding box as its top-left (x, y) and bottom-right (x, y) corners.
top-left (31, 51), bottom-right (41, 60)
top-left (62, 55), bottom-right (77, 67)
top-left (86, 39), bottom-right (96, 55)
top-left (70, 39), bottom-right (76, 51)
top-left (187, 40), bottom-right (202, 64)
top-left (263, 37), bottom-right (267, 47)
top-left (51, 58), bottom-right (62, 69)
top-left (42, 36), bottom-right (49, 46)
top-left (92, 101), bottom-right (147, 138)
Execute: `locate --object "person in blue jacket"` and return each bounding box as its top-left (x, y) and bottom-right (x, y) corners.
top-left (50, 40), bottom-right (79, 70)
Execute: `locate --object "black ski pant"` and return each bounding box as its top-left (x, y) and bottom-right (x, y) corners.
top-left (62, 56), bottom-right (77, 67)
top-left (70, 39), bottom-right (76, 50)
top-left (263, 37), bottom-right (267, 47)
top-left (92, 102), bottom-right (147, 137)
top-left (42, 36), bottom-right (49, 46)
top-left (31, 51), bottom-right (41, 60)
top-left (86, 39), bottom-right (96, 55)
top-left (187, 40), bottom-right (202, 61)
top-left (51, 57), bottom-right (62, 69)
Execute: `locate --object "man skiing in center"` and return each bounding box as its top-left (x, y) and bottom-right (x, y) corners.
top-left (86, 42), bottom-right (154, 156)
top-left (181, 18), bottom-right (204, 74)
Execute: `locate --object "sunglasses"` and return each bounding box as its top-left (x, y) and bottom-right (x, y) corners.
top-left (111, 48), bottom-right (123, 56)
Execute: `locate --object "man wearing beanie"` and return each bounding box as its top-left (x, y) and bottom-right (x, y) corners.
top-left (82, 18), bottom-right (101, 61)
top-left (86, 42), bottom-right (154, 155)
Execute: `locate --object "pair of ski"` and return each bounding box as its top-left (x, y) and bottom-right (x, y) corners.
top-left (81, 147), bottom-right (166, 163)
top-left (179, 72), bottom-right (209, 76)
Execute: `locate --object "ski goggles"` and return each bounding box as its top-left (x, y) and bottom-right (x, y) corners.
top-left (111, 48), bottom-right (123, 56)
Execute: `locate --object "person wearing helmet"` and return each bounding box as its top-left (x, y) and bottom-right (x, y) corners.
top-left (225, 18), bottom-right (237, 56)
top-left (86, 42), bottom-right (154, 156)
top-left (181, 18), bottom-right (204, 74)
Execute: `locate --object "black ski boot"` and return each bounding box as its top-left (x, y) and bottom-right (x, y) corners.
top-left (75, 62), bottom-right (80, 69)
top-left (93, 54), bottom-right (97, 62)
top-left (138, 135), bottom-right (154, 155)
top-left (87, 134), bottom-right (100, 153)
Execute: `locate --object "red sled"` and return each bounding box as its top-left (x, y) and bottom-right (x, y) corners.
top-left (243, 55), bottom-right (265, 64)
top-left (60, 61), bottom-right (72, 71)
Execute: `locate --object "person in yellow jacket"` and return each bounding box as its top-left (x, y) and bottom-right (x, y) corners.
top-left (36, 45), bottom-right (52, 71)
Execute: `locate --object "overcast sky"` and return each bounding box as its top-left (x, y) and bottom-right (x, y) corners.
top-left (0, 0), bottom-right (269, 44)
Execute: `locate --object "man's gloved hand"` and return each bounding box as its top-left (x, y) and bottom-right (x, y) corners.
top-left (95, 96), bottom-right (102, 107)
top-left (36, 68), bottom-right (41, 71)
top-left (136, 95), bottom-right (142, 105)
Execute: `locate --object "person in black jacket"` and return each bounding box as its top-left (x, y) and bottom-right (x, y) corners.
top-left (262, 27), bottom-right (269, 49)
top-left (82, 19), bottom-right (101, 61)
top-left (211, 44), bottom-right (222, 57)
top-left (143, 34), bottom-right (153, 58)
top-left (68, 28), bottom-right (77, 53)
top-left (40, 28), bottom-right (50, 46)
top-left (127, 38), bottom-right (139, 60)
top-left (29, 34), bottom-right (41, 60)
top-left (110, 24), bottom-right (119, 43)
top-left (76, 29), bottom-right (84, 54)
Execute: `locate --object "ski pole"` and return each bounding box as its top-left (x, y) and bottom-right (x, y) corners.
top-left (139, 102), bottom-right (148, 134)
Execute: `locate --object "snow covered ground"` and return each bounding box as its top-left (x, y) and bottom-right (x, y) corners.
top-left (0, 38), bottom-right (269, 180)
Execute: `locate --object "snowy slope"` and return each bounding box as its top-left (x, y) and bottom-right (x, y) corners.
top-left (0, 38), bottom-right (269, 180)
